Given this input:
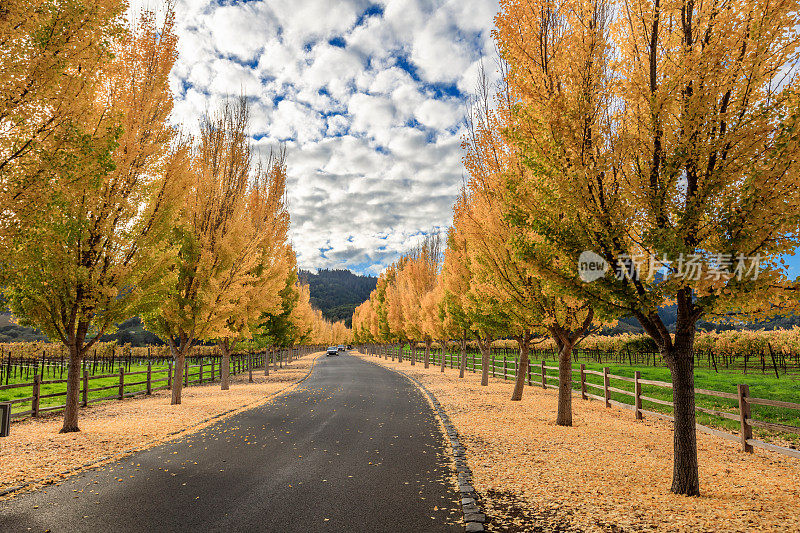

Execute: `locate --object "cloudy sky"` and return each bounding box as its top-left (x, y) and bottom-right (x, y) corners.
top-left (142, 0), bottom-right (500, 276)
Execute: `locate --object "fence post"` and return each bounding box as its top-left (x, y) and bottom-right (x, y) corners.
top-left (83, 369), bottom-right (89, 407)
top-left (541, 360), bottom-right (546, 389)
top-left (634, 370), bottom-right (642, 420)
top-left (168, 361), bottom-right (173, 389)
top-left (738, 384), bottom-right (753, 453)
top-left (0, 402), bottom-right (10, 437)
top-left (503, 356), bottom-right (507, 380)
top-left (147, 362), bottom-right (152, 395)
top-left (580, 364), bottom-right (587, 400)
top-left (184, 360), bottom-right (189, 387)
top-left (118, 367), bottom-right (124, 400)
top-left (527, 360), bottom-right (532, 386)
top-left (265, 350), bottom-right (269, 376)
top-left (199, 359), bottom-right (204, 384)
top-left (32, 375), bottom-right (41, 417)
top-left (603, 367), bottom-right (610, 408)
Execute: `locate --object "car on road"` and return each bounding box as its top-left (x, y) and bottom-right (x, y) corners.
top-left (337, 345), bottom-right (346, 352)
top-left (326, 346), bottom-right (339, 356)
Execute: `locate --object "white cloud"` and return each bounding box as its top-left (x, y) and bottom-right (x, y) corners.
top-left (303, 45), bottom-right (364, 99)
top-left (347, 93), bottom-right (397, 134)
top-left (209, 3), bottom-right (277, 62)
top-left (270, 100), bottom-right (325, 143)
top-left (165, 0), bottom-right (499, 273)
top-left (414, 98), bottom-right (461, 130)
top-left (410, 16), bottom-right (473, 84)
top-left (269, 0), bottom-right (366, 48)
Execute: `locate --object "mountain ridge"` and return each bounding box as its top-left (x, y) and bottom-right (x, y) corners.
top-left (298, 268), bottom-right (377, 327)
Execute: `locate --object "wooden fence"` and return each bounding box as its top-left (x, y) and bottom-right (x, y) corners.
top-left (401, 343), bottom-right (800, 376)
top-left (360, 344), bottom-right (800, 461)
top-left (0, 346), bottom-right (318, 422)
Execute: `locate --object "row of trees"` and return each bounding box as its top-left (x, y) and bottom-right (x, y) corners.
top-left (0, 2), bottom-right (350, 433)
top-left (355, 0), bottom-right (800, 496)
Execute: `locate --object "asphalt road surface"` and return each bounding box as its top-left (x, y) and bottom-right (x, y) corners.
top-left (0, 352), bottom-right (463, 532)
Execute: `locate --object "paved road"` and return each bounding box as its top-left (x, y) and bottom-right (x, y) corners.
top-left (0, 353), bottom-right (462, 532)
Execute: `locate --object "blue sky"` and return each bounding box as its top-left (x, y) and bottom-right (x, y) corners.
top-left (131, 0), bottom-right (800, 281)
top-left (134, 0), bottom-right (500, 275)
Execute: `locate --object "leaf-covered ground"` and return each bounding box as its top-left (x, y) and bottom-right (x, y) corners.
top-left (0, 353), bottom-right (318, 498)
top-left (359, 353), bottom-right (800, 532)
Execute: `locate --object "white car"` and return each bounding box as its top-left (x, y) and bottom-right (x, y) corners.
top-left (326, 346), bottom-right (339, 356)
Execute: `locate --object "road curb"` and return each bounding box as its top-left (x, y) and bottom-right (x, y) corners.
top-left (358, 355), bottom-right (487, 532)
top-left (0, 352), bottom-right (323, 499)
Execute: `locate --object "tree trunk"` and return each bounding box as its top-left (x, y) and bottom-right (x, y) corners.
top-left (220, 339), bottom-right (232, 391)
top-left (556, 339), bottom-right (575, 426)
top-left (424, 341), bottom-right (430, 368)
top-left (170, 340), bottom-right (187, 405)
top-left (668, 330), bottom-right (700, 496)
top-left (511, 331), bottom-right (530, 401)
top-left (479, 339), bottom-right (491, 386)
top-left (458, 337), bottom-right (467, 378)
top-left (636, 289), bottom-right (700, 496)
top-left (60, 342), bottom-right (83, 433)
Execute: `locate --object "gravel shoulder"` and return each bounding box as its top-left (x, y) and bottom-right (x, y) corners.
top-left (357, 352), bottom-right (800, 532)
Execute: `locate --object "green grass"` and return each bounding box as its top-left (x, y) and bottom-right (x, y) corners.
top-left (565, 361), bottom-right (800, 441)
top-left (401, 347), bottom-right (800, 445)
top-left (0, 363), bottom-right (214, 416)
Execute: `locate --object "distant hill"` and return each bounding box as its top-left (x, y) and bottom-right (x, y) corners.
top-left (4, 275), bottom-right (797, 342)
top-left (0, 268), bottom-right (377, 343)
top-left (298, 269), bottom-right (377, 327)
top-left (0, 314), bottom-right (162, 345)
top-left (0, 313), bottom-right (48, 342)
top-left (599, 305), bottom-right (800, 335)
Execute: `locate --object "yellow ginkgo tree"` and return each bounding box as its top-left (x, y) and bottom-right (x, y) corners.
top-left (0, 0), bottom-right (125, 206)
top-left (462, 59), bottom-right (599, 416)
top-left (440, 195), bottom-right (475, 378)
top-left (216, 151), bottom-right (292, 390)
top-left (1, 7), bottom-right (186, 433)
top-left (496, 0), bottom-right (800, 495)
top-left (145, 98), bottom-right (290, 404)
top-left (399, 233), bottom-right (442, 368)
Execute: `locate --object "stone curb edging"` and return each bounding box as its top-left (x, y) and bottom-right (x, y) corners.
top-left (358, 355), bottom-right (487, 532)
top-left (0, 353), bottom-right (323, 499)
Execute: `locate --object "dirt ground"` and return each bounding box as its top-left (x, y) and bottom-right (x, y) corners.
top-left (0, 353), bottom-right (320, 498)
top-left (357, 352), bottom-right (800, 533)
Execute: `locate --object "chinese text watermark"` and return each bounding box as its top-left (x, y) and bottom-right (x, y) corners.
top-left (578, 252), bottom-right (761, 283)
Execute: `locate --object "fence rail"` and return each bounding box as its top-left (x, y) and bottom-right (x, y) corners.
top-left (0, 345), bottom-right (320, 423)
top-left (380, 343), bottom-right (800, 376)
top-left (360, 343), bottom-right (800, 461)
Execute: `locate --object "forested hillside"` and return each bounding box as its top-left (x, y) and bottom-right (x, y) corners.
top-left (299, 269), bottom-right (377, 327)
top-left (0, 267), bottom-right (374, 342)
